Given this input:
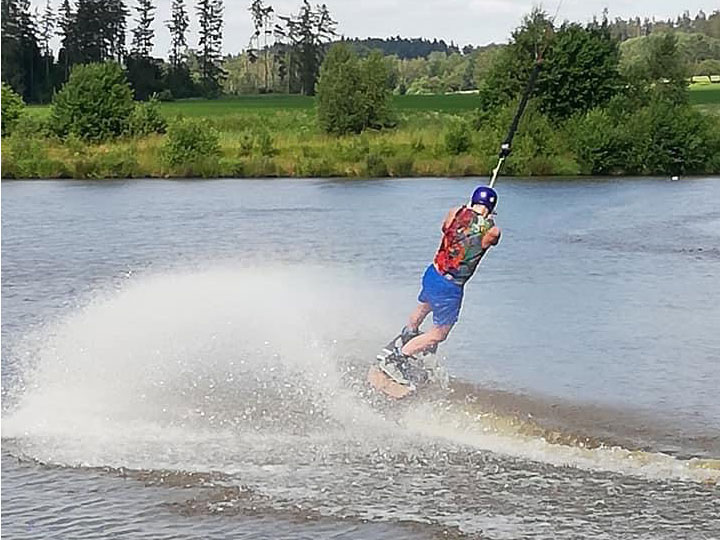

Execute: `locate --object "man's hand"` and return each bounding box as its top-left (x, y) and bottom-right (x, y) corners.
top-left (482, 226), bottom-right (501, 249)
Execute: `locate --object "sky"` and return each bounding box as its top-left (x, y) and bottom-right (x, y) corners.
top-left (34, 0), bottom-right (719, 58)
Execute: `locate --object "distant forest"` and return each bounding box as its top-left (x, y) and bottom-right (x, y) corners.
top-left (2, 0), bottom-right (719, 104)
top-left (340, 37), bottom-right (462, 59)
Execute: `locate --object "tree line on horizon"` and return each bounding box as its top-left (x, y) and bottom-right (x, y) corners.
top-left (2, 0), bottom-right (720, 105)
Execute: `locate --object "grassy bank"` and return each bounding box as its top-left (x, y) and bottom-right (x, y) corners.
top-left (6, 87), bottom-right (720, 179)
top-left (2, 112), bottom-right (508, 179)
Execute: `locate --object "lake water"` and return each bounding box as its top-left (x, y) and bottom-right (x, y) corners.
top-left (2, 177), bottom-right (719, 539)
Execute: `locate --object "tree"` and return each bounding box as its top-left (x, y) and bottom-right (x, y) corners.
top-left (360, 50), bottom-right (393, 128)
top-left (1, 0), bottom-right (45, 101)
top-left (125, 55), bottom-right (164, 100)
top-left (536, 20), bottom-right (622, 120)
top-left (164, 0), bottom-right (194, 98)
top-left (56, 0), bottom-right (75, 79)
top-left (1, 81), bottom-right (26, 136)
top-left (478, 11), bottom-right (624, 121)
top-left (478, 9), bottom-right (554, 111)
top-left (624, 33), bottom-right (689, 104)
top-left (127, 0), bottom-right (162, 100)
top-left (276, 1), bottom-right (337, 95)
top-left (73, 0), bottom-right (129, 64)
top-left (38, 0), bottom-right (55, 72)
top-left (166, 0), bottom-right (189, 69)
top-left (248, 0), bottom-right (274, 91)
top-left (130, 0), bottom-right (155, 57)
top-left (316, 43), bottom-right (393, 134)
top-left (197, 0), bottom-right (224, 96)
top-left (50, 61), bottom-right (134, 140)
top-left (695, 58), bottom-right (720, 75)
top-left (316, 44), bottom-right (364, 133)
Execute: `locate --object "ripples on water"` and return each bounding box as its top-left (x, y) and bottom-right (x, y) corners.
top-left (2, 178), bottom-right (719, 539)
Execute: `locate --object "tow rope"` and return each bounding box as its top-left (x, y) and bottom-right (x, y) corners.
top-left (488, 3), bottom-right (563, 189)
top-left (488, 57), bottom-right (543, 189)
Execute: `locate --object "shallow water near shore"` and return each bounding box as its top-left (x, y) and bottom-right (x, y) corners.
top-left (2, 177), bottom-right (719, 539)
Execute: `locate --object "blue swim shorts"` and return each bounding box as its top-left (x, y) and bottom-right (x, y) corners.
top-left (417, 264), bottom-right (464, 327)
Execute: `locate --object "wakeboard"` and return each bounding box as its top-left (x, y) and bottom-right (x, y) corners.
top-left (367, 334), bottom-right (447, 400)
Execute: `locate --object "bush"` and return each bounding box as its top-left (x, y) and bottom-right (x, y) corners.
top-left (316, 44), bottom-right (394, 134)
top-left (1, 82), bottom-right (26, 136)
top-left (565, 107), bottom-right (630, 174)
top-left (255, 130), bottom-right (277, 157)
top-left (50, 62), bottom-right (135, 141)
top-left (163, 118), bottom-right (221, 167)
top-left (628, 100), bottom-right (720, 175)
top-left (127, 96), bottom-right (167, 137)
top-left (444, 119), bottom-right (473, 155)
top-left (11, 114), bottom-right (52, 139)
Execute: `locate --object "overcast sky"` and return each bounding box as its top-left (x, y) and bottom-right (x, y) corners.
top-left (35, 0), bottom-right (719, 58)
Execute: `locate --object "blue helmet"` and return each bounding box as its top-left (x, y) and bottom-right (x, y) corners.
top-left (471, 186), bottom-right (498, 212)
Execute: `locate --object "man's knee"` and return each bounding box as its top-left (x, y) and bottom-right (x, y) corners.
top-left (428, 325), bottom-right (452, 343)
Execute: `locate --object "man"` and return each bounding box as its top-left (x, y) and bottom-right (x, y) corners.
top-left (378, 185), bottom-right (502, 385)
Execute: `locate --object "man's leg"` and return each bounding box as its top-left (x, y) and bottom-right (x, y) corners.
top-left (406, 302), bottom-right (432, 332)
top-left (401, 324), bottom-right (452, 357)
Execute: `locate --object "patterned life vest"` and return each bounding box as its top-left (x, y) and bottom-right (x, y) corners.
top-left (434, 206), bottom-right (495, 286)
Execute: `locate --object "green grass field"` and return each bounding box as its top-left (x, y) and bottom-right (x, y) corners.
top-left (689, 83), bottom-right (720, 104)
top-left (161, 93), bottom-right (482, 116)
top-left (26, 93), bottom-right (487, 119)
top-left (27, 85), bottom-right (719, 119)
top-left (689, 83), bottom-right (720, 115)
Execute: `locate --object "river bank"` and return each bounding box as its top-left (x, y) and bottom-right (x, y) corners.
top-left (3, 89), bottom-right (720, 180)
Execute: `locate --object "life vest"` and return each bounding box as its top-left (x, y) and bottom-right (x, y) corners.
top-left (434, 206), bottom-right (494, 286)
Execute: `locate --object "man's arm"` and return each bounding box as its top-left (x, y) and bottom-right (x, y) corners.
top-left (481, 226), bottom-right (501, 250)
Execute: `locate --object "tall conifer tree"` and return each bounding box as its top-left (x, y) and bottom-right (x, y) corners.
top-left (131, 0), bottom-right (155, 56)
top-left (166, 0), bottom-right (188, 68)
top-left (197, 0), bottom-right (224, 96)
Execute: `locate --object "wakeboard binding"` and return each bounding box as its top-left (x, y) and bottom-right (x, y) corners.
top-left (367, 327), bottom-right (445, 399)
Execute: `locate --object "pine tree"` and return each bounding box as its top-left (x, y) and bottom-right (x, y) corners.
top-left (166, 0), bottom-right (188, 68)
top-left (37, 0), bottom-right (55, 99)
top-left (105, 0), bottom-right (129, 61)
top-left (127, 0), bottom-right (161, 99)
top-left (276, 1), bottom-right (336, 95)
top-left (248, 0), bottom-right (273, 91)
top-left (56, 0), bottom-right (74, 78)
top-left (38, 0), bottom-right (55, 57)
top-left (73, 0), bottom-right (128, 64)
top-left (197, 0), bottom-right (224, 96)
top-left (1, 0), bottom-right (43, 101)
top-left (131, 0), bottom-right (154, 56)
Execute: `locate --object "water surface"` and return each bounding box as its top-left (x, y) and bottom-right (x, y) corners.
top-left (2, 177), bottom-right (719, 539)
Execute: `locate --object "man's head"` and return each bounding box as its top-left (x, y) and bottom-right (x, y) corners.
top-left (470, 185), bottom-right (498, 215)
